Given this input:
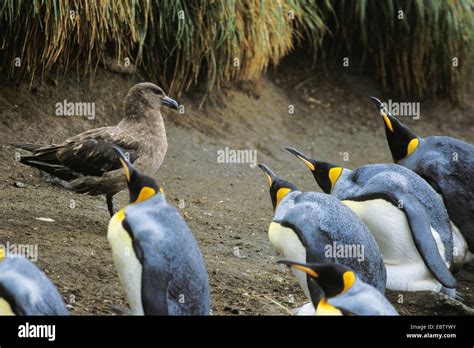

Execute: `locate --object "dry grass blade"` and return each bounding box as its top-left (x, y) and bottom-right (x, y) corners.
top-left (0, 0), bottom-right (471, 102)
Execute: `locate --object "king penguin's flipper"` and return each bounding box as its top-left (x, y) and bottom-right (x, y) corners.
top-left (400, 196), bottom-right (456, 288)
top-left (141, 258), bottom-right (171, 315)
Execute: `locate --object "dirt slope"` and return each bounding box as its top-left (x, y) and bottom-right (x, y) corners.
top-left (0, 63), bottom-right (473, 315)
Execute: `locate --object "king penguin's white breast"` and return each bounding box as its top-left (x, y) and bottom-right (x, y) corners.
top-left (108, 210), bottom-right (144, 315)
top-left (295, 302), bottom-right (316, 316)
top-left (341, 199), bottom-right (447, 291)
top-left (342, 199), bottom-right (415, 263)
top-left (0, 298), bottom-right (14, 315)
top-left (268, 222), bottom-right (310, 299)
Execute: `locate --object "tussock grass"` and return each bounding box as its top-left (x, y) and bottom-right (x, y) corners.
top-left (326, 0), bottom-right (473, 102)
top-left (0, 0), bottom-right (471, 102)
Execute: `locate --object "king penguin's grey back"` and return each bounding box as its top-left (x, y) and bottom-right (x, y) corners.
top-left (0, 257), bottom-right (68, 315)
top-left (125, 195), bottom-right (211, 315)
top-left (402, 136), bottom-right (474, 250)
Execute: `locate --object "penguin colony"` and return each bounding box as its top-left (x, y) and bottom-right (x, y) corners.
top-left (2, 86), bottom-right (473, 316)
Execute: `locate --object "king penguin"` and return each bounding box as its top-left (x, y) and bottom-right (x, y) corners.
top-left (277, 260), bottom-right (398, 316)
top-left (0, 255), bottom-right (68, 315)
top-left (258, 164), bottom-right (386, 307)
top-left (107, 147), bottom-right (210, 315)
top-left (371, 96), bottom-right (474, 265)
top-left (286, 147), bottom-right (458, 297)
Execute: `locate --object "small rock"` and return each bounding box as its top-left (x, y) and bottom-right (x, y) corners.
top-left (223, 307), bottom-right (239, 314)
top-left (35, 217), bottom-right (55, 222)
top-left (14, 181), bottom-right (25, 188)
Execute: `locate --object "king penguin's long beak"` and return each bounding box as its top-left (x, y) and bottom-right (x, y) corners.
top-left (113, 146), bottom-right (135, 183)
top-left (371, 96), bottom-right (395, 117)
top-left (285, 147), bottom-right (313, 162)
top-left (277, 260), bottom-right (318, 277)
top-left (370, 97), bottom-right (397, 132)
top-left (370, 96), bottom-right (384, 109)
top-left (258, 163), bottom-right (279, 187)
top-left (162, 96), bottom-right (179, 110)
top-left (285, 147), bottom-right (316, 171)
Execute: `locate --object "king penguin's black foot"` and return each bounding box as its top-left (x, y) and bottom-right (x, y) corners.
top-left (106, 194), bottom-right (117, 217)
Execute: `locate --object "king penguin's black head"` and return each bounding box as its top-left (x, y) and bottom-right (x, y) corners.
top-left (113, 146), bottom-right (164, 204)
top-left (370, 97), bottom-right (419, 162)
top-left (277, 260), bottom-right (356, 299)
top-left (285, 147), bottom-right (343, 194)
top-left (258, 164), bottom-right (297, 210)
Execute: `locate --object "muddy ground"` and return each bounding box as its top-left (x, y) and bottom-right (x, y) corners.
top-left (0, 61), bottom-right (473, 315)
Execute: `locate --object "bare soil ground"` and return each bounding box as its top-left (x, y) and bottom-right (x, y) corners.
top-left (0, 62), bottom-right (473, 315)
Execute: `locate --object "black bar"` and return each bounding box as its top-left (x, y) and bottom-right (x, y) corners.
top-left (0, 315), bottom-right (472, 345)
